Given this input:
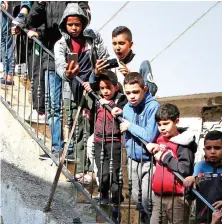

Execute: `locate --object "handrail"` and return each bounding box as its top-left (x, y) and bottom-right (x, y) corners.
top-left (0, 6), bottom-right (115, 223)
top-left (1, 4), bottom-right (216, 222)
top-left (76, 77), bottom-right (216, 213)
top-left (1, 6), bottom-right (55, 59)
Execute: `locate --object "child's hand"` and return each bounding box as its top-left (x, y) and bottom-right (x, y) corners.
top-left (99, 98), bottom-right (110, 105)
top-left (118, 61), bottom-right (130, 76)
top-left (154, 150), bottom-right (164, 161)
top-left (183, 176), bottom-right (196, 190)
top-left (120, 119), bottom-right (130, 132)
top-left (213, 201), bottom-right (222, 210)
top-left (111, 107), bottom-right (123, 117)
top-left (27, 30), bottom-right (39, 39)
top-left (11, 25), bottom-right (21, 35)
top-left (211, 210), bottom-right (222, 224)
top-left (146, 143), bottom-right (160, 154)
top-left (66, 61), bottom-right (79, 79)
top-left (95, 59), bottom-right (109, 75)
top-left (82, 82), bottom-right (92, 93)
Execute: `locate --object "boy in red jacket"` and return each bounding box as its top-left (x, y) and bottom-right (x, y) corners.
top-left (146, 103), bottom-right (197, 224)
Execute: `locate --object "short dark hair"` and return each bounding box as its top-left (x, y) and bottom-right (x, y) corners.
top-left (112, 26), bottom-right (132, 41)
top-left (99, 71), bottom-right (118, 86)
top-left (155, 103), bottom-right (180, 122)
top-left (124, 72), bottom-right (145, 89)
top-left (204, 130), bottom-right (222, 144)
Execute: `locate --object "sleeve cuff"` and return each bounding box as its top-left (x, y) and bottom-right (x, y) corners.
top-left (161, 151), bottom-right (173, 163)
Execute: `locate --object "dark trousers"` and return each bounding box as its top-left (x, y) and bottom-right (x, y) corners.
top-left (28, 44), bottom-right (45, 114)
top-left (94, 141), bottom-right (123, 204)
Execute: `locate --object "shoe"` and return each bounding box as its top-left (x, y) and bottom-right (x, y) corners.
top-left (93, 193), bottom-right (109, 204)
top-left (65, 151), bottom-right (75, 162)
top-left (0, 78), bottom-right (14, 86)
top-left (39, 150), bottom-right (61, 161)
top-left (12, 13), bottom-right (27, 27)
top-left (26, 110), bottom-right (47, 124)
top-left (39, 152), bottom-right (50, 160)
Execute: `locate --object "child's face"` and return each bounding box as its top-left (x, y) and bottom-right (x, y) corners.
top-left (124, 83), bottom-right (146, 107)
top-left (112, 33), bottom-right (133, 60)
top-left (157, 119), bottom-right (179, 138)
top-left (66, 16), bottom-right (83, 38)
top-left (99, 80), bottom-right (119, 100)
top-left (204, 139), bottom-right (222, 164)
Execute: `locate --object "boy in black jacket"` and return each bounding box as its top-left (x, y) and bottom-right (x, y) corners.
top-left (146, 103), bottom-right (197, 224)
top-left (84, 71), bottom-right (127, 204)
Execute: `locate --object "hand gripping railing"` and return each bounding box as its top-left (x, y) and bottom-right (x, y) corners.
top-left (1, 5), bottom-right (216, 222)
top-left (0, 6), bottom-right (116, 224)
top-left (75, 76), bottom-right (216, 214)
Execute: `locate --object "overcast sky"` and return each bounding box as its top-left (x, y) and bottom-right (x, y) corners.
top-left (89, 1), bottom-right (222, 97)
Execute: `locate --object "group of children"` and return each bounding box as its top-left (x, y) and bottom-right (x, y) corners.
top-left (2, 2), bottom-right (221, 223)
top-left (53, 3), bottom-right (222, 223)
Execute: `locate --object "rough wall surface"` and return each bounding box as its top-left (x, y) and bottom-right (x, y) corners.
top-left (0, 102), bottom-right (96, 224)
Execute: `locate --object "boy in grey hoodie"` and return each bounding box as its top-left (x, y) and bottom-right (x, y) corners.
top-left (54, 3), bottom-right (109, 180)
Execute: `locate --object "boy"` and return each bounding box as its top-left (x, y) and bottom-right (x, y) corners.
top-left (85, 70), bottom-right (127, 204)
top-left (54, 3), bottom-right (109, 180)
top-left (112, 72), bottom-right (159, 216)
top-left (146, 103), bottom-right (197, 224)
top-left (91, 26), bottom-right (158, 96)
top-left (184, 130), bottom-right (222, 224)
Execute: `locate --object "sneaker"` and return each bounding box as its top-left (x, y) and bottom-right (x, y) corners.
top-left (39, 153), bottom-right (50, 160)
top-left (64, 151), bottom-right (75, 162)
top-left (93, 193), bottom-right (109, 204)
top-left (39, 150), bottom-right (61, 161)
top-left (26, 110), bottom-right (47, 124)
top-left (12, 13), bottom-right (27, 27)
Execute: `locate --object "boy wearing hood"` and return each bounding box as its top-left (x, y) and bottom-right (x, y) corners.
top-left (112, 72), bottom-right (160, 217)
top-left (146, 103), bottom-right (197, 224)
top-left (54, 3), bottom-right (109, 178)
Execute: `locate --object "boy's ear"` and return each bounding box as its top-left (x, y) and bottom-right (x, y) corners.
top-left (115, 84), bottom-right (120, 91)
top-left (130, 41), bottom-right (134, 49)
top-left (144, 85), bottom-right (148, 93)
top-left (175, 118), bottom-right (179, 125)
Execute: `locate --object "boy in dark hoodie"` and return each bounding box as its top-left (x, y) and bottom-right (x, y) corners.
top-left (112, 72), bottom-right (160, 217)
top-left (54, 3), bottom-right (109, 180)
top-left (84, 70), bottom-right (127, 204)
top-left (146, 103), bottom-right (197, 224)
top-left (184, 130), bottom-right (222, 224)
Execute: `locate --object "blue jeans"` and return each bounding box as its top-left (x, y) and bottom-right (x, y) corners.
top-left (45, 70), bottom-right (64, 151)
top-left (1, 12), bottom-right (13, 75)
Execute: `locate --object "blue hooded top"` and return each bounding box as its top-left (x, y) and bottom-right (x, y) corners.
top-left (123, 93), bottom-right (160, 161)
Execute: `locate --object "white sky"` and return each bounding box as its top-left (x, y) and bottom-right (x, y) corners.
top-left (89, 1), bottom-right (222, 97)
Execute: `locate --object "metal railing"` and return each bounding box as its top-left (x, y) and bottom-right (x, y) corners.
top-left (1, 5), bottom-right (221, 224)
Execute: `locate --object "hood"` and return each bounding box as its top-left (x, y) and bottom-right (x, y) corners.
top-left (59, 3), bottom-right (89, 40)
top-left (170, 130), bottom-right (196, 146)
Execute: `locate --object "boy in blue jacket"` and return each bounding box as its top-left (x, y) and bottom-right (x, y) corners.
top-left (112, 72), bottom-right (160, 217)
